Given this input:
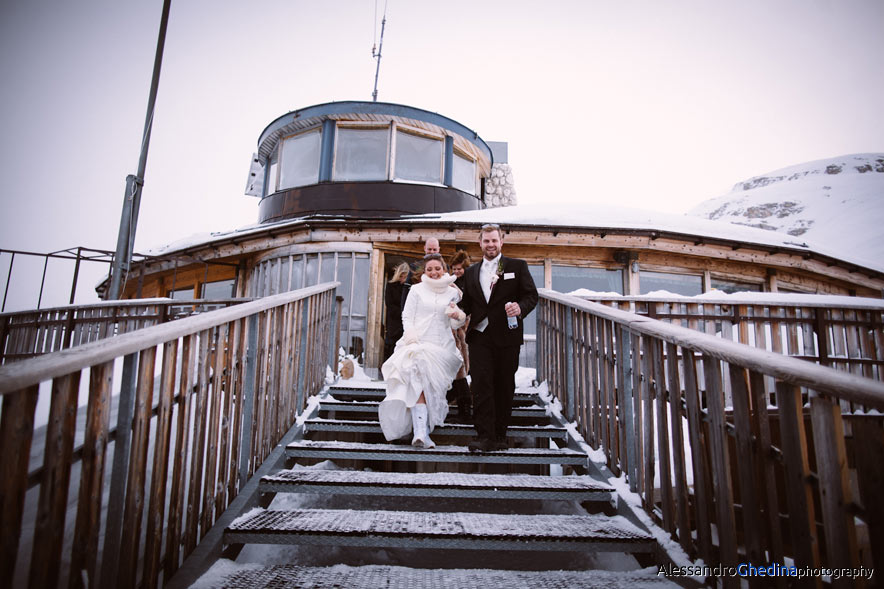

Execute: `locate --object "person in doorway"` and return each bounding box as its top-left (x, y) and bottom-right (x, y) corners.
top-left (380, 253), bottom-right (466, 448)
top-left (447, 250), bottom-right (473, 421)
top-left (458, 224), bottom-right (538, 452)
top-left (383, 262), bottom-right (410, 363)
top-left (401, 237), bottom-right (442, 310)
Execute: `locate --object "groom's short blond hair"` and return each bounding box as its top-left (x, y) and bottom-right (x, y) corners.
top-left (479, 223), bottom-right (502, 238)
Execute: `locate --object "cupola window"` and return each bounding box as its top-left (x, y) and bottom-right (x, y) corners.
top-left (278, 129), bottom-right (321, 190)
top-left (334, 126), bottom-right (390, 181)
top-left (394, 129), bottom-right (442, 184)
top-left (452, 151), bottom-right (477, 195)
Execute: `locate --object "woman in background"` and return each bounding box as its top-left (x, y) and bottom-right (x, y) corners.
top-left (447, 250), bottom-right (472, 421)
top-left (383, 262), bottom-right (409, 363)
top-left (379, 254), bottom-right (465, 448)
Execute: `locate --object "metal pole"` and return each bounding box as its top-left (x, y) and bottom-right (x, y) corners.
top-left (108, 0), bottom-right (172, 300)
top-left (371, 6), bottom-right (386, 102)
top-left (36, 256), bottom-right (49, 309)
top-left (69, 247), bottom-right (82, 305)
top-left (2, 252), bottom-right (15, 312)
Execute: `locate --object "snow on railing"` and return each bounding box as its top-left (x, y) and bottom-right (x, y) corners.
top-left (0, 298), bottom-right (252, 364)
top-left (536, 288), bottom-right (884, 585)
top-left (0, 283), bottom-right (340, 589)
top-left (577, 291), bottom-right (884, 385)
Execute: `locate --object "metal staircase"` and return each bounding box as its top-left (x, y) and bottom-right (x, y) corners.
top-left (198, 380), bottom-right (682, 588)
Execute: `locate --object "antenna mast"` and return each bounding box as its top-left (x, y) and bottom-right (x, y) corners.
top-left (371, 0), bottom-right (387, 102)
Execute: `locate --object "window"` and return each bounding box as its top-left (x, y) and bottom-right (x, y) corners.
top-left (201, 279), bottom-right (235, 298)
top-left (248, 250), bottom-right (371, 362)
top-left (278, 130), bottom-right (320, 190)
top-left (710, 278), bottom-right (762, 294)
top-left (395, 130), bottom-right (442, 183)
top-left (266, 153), bottom-right (279, 196)
top-left (640, 271), bottom-right (702, 296)
top-left (552, 265), bottom-right (623, 295)
top-left (452, 152), bottom-right (476, 195)
top-left (168, 287), bottom-right (194, 300)
top-left (334, 127), bottom-right (389, 181)
top-left (522, 264), bottom-right (545, 336)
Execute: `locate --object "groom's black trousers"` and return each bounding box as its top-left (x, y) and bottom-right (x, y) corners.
top-left (467, 330), bottom-right (520, 441)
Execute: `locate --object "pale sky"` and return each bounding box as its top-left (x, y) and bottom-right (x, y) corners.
top-left (1, 0), bottom-right (882, 307)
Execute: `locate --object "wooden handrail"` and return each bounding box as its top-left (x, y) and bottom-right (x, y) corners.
top-left (576, 292), bottom-right (884, 310)
top-left (0, 282), bottom-right (340, 589)
top-left (0, 286), bottom-right (331, 394)
top-left (537, 288), bottom-right (884, 585)
top-left (542, 289), bottom-right (884, 407)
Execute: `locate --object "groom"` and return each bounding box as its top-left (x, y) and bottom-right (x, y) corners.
top-left (459, 223), bottom-right (538, 452)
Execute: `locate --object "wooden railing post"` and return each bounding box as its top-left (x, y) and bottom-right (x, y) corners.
top-left (328, 290), bottom-right (339, 374)
top-left (564, 306), bottom-right (575, 422)
top-left (295, 297), bottom-right (312, 414)
top-left (238, 314), bottom-right (259, 488)
top-left (0, 384), bottom-right (39, 584)
top-left (618, 327), bottom-right (636, 491)
top-left (810, 393), bottom-right (860, 586)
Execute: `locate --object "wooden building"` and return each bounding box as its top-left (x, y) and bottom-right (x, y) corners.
top-left (114, 101), bottom-right (884, 376)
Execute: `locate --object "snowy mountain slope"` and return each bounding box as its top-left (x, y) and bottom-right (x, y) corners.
top-left (689, 154), bottom-right (884, 270)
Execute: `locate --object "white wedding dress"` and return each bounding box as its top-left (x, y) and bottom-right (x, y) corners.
top-left (379, 273), bottom-right (465, 441)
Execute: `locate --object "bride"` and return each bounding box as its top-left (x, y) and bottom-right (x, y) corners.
top-left (379, 253), bottom-right (466, 448)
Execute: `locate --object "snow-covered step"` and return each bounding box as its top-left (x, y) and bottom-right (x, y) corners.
top-left (260, 469), bottom-right (612, 501)
top-left (204, 563), bottom-right (682, 588)
top-left (225, 508), bottom-right (656, 553)
top-left (285, 440), bottom-right (587, 466)
top-left (303, 418), bottom-right (568, 439)
top-left (317, 399), bottom-right (549, 419)
top-left (326, 386), bottom-right (537, 405)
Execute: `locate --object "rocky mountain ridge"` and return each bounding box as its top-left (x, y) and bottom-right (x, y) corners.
top-left (689, 154), bottom-right (884, 269)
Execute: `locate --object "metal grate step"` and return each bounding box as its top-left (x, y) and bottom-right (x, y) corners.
top-left (304, 418), bottom-right (568, 439)
top-left (260, 469), bottom-right (612, 501)
top-left (285, 440), bottom-right (588, 465)
top-left (225, 508), bottom-right (655, 553)
top-left (318, 399), bottom-right (548, 418)
top-left (327, 385), bottom-right (537, 405)
top-left (208, 564), bottom-right (681, 588)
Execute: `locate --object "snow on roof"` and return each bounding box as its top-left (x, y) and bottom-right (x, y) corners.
top-left (145, 202), bottom-right (881, 273)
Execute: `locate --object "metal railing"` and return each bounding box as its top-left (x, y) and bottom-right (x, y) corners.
top-left (537, 289), bottom-right (884, 588)
top-left (0, 298), bottom-right (251, 364)
top-left (0, 283), bottom-right (340, 589)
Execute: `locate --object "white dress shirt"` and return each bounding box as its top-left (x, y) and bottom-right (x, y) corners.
top-left (475, 254), bottom-right (501, 332)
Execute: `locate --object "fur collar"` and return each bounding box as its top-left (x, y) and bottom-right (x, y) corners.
top-left (421, 272), bottom-right (457, 293)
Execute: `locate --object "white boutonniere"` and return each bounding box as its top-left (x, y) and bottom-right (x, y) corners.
top-left (489, 260), bottom-right (504, 289)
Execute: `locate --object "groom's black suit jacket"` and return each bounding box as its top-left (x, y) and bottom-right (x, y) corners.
top-left (459, 256), bottom-right (538, 347)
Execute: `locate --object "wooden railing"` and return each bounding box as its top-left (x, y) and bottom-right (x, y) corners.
top-left (580, 294), bottom-right (884, 383)
top-left (537, 289), bottom-right (884, 588)
top-left (0, 298), bottom-right (251, 364)
top-left (0, 283), bottom-right (339, 589)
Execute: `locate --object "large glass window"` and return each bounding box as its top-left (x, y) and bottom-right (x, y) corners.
top-left (249, 250), bottom-right (371, 362)
top-left (452, 153), bottom-right (476, 195)
top-left (201, 279), bottom-right (235, 298)
top-left (279, 130), bottom-right (320, 190)
top-left (552, 265), bottom-right (623, 295)
top-left (711, 278), bottom-right (763, 294)
top-left (640, 271), bottom-right (702, 296)
top-left (334, 127), bottom-right (389, 181)
top-left (395, 130), bottom-right (442, 183)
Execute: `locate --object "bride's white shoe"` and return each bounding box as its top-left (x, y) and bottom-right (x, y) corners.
top-left (411, 403), bottom-right (435, 448)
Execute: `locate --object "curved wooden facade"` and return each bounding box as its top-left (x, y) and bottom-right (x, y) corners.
top-left (120, 216), bottom-right (884, 377)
